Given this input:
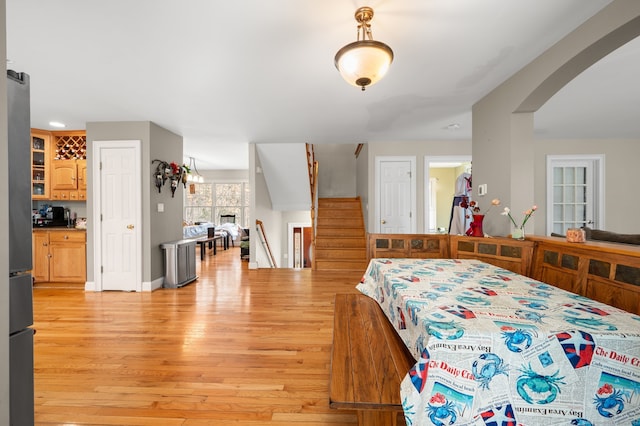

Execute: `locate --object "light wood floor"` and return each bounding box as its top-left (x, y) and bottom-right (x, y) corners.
top-left (33, 246), bottom-right (364, 425)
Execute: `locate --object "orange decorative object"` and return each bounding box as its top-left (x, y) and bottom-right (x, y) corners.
top-left (566, 228), bottom-right (586, 243)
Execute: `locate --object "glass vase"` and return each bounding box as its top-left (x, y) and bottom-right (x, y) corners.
top-left (512, 227), bottom-right (525, 240)
top-left (466, 214), bottom-right (485, 237)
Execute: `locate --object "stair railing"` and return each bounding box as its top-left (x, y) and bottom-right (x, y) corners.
top-left (256, 219), bottom-right (277, 268)
top-left (306, 144), bottom-right (319, 269)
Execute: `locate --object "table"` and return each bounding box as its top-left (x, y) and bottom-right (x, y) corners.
top-left (357, 258), bottom-right (640, 425)
top-left (195, 235), bottom-right (223, 260)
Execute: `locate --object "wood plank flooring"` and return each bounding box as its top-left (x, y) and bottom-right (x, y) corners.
top-left (32, 247), bottom-right (364, 425)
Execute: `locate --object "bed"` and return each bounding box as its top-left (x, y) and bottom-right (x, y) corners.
top-left (357, 258), bottom-right (640, 425)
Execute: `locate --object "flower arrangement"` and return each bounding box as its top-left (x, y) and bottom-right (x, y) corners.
top-left (463, 198), bottom-right (501, 237)
top-left (462, 198), bottom-right (501, 216)
top-left (502, 205), bottom-right (537, 229)
top-left (502, 205), bottom-right (537, 239)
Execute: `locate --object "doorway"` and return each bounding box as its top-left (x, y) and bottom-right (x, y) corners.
top-left (424, 155), bottom-right (472, 233)
top-left (287, 222), bottom-right (312, 268)
top-left (91, 140), bottom-right (142, 291)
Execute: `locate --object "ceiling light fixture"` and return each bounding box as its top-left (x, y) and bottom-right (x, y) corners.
top-left (335, 6), bottom-right (394, 91)
top-left (49, 121), bottom-right (66, 128)
top-left (186, 157), bottom-right (204, 183)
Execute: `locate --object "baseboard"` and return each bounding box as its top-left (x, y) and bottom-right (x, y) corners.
top-left (84, 279), bottom-right (163, 292)
top-left (144, 277), bottom-right (164, 292)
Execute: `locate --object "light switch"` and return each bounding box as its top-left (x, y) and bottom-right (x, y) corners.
top-left (157, 203), bottom-right (164, 213)
top-left (477, 184), bottom-right (487, 196)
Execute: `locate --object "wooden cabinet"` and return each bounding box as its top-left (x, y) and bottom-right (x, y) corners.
top-left (32, 230), bottom-right (86, 283)
top-left (30, 129), bottom-right (87, 201)
top-left (32, 232), bottom-right (50, 283)
top-left (51, 159), bottom-right (87, 200)
top-left (31, 130), bottom-right (51, 200)
top-left (50, 131), bottom-right (87, 201)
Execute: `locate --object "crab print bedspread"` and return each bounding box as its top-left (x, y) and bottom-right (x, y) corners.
top-left (356, 258), bottom-right (640, 426)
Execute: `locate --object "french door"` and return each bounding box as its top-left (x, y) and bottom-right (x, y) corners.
top-left (546, 155), bottom-right (603, 235)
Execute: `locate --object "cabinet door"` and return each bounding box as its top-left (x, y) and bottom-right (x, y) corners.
top-left (49, 242), bottom-right (86, 283)
top-left (31, 131), bottom-right (50, 200)
top-left (77, 160), bottom-right (87, 191)
top-left (32, 232), bottom-right (50, 282)
top-left (51, 160), bottom-right (78, 190)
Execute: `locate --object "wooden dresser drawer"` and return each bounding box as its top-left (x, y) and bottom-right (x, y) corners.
top-left (49, 231), bottom-right (86, 243)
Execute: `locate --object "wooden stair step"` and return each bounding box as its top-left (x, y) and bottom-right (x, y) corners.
top-left (315, 259), bottom-right (369, 271)
top-left (318, 208), bottom-right (360, 217)
top-left (316, 227), bottom-right (365, 237)
top-left (318, 200), bottom-right (360, 209)
top-left (315, 237), bottom-right (366, 249)
top-left (315, 197), bottom-right (367, 271)
top-left (315, 248), bottom-right (367, 260)
top-left (316, 217), bottom-right (364, 227)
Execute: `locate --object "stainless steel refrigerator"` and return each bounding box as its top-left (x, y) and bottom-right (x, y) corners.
top-left (7, 69), bottom-right (35, 425)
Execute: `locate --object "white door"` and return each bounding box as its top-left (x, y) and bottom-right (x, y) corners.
top-left (376, 157), bottom-right (416, 233)
top-left (546, 155), bottom-right (603, 235)
top-left (94, 141), bottom-right (141, 291)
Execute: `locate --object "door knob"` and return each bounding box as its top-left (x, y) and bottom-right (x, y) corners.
top-left (127, 224), bottom-right (134, 230)
top-left (381, 219), bottom-right (386, 224)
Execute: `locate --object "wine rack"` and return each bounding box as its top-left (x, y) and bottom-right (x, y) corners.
top-left (54, 135), bottom-right (86, 160)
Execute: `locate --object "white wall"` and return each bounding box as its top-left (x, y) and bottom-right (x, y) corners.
top-left (315, 144), bottom-right (358, 197)
top-left (534, 138), bottom-right (640, 234)
top-left (251, 144), bottom-right (283, 268)
top-left (366, 140), bottom-right (473, 233)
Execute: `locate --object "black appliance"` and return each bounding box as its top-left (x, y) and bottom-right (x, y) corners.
top-left (48, 206), bottom-right (66, 226)
top-left (7, 70), bottom-right (35, 425)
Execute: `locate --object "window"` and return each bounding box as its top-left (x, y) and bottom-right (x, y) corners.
top-left (184, 181), bottom-right (250, 227)
top-left (184, 183), bottom-right (213, 223)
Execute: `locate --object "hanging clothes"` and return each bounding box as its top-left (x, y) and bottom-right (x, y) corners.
top-left (449, 172), bottom-right (472, 235)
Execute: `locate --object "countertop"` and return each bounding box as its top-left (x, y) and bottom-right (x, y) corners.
top-left (33, 226), bottom-right (86, 232)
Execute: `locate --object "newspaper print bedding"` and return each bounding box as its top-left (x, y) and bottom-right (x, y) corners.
top-left (357, 258), bottom-right (640, 426)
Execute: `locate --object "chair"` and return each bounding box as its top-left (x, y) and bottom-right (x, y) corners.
top-left (220, 214), bottom-right (236, 224)
top-left (219, 214), bottom-right (236, 247)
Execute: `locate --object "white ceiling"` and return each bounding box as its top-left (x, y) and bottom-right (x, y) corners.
top-left (6, 0), bottom-right (638, 170)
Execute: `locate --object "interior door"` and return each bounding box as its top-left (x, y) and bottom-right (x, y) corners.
top-left (376, 158), bottom-right (415, 233)
top-left (546, 155), bottom-right (603, 235)
top-left (98, 143), bottom-right (141, 291)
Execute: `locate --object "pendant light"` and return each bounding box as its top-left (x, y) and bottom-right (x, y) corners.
top-left (186, 157), bottom-right (204, 183)
top-left (335, 6), bottom-right (394, 91)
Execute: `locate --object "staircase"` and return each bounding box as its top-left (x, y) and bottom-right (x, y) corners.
top-left (314, 197), bottom-right (368, 271)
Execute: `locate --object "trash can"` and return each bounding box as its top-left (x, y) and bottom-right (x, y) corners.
top-left (160, 239), bottom-right (197, 288)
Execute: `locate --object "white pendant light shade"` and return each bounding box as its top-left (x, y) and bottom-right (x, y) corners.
top-left (335, 40), bottom-right (393, 90)
top-left (335, 7), bottom-right (394, 91)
